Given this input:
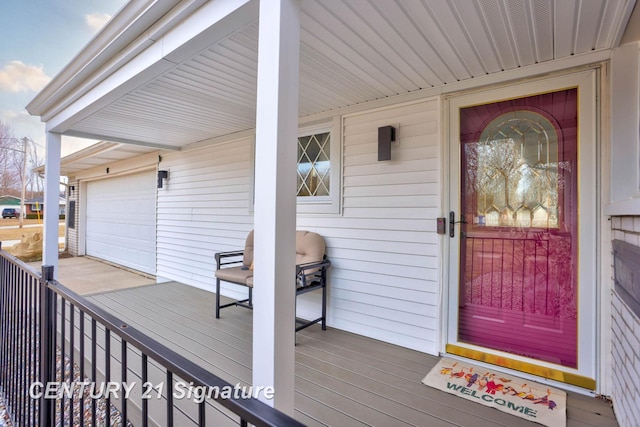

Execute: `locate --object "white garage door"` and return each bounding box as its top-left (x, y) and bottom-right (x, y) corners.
top-left (86, 170), bottom-right (156, 274)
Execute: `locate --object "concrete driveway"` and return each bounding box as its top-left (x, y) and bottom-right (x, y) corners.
top-left (29, 256), bottom-right (156, 295)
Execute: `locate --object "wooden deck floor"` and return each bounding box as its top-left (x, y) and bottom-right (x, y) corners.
top-left (87, 282), bottom-right (617, 427)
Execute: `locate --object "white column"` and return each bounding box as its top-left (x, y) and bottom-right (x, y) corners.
top-left (252, 0), bottom-right (300, 414)
top-left (43, 131), bottom-right (61, 276)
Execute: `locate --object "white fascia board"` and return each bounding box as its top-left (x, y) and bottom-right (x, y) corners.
top-left (43, 0), bottom-right (256, 133)
top-left (33, 0), bottom-right (208, 119)
top-left (73, 151), bottom-right (160, 181)
top-left (34, 141), bottom-right (121, 174)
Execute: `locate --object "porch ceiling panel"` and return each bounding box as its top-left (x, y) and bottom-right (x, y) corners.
top-left (50, 0), bottom-right (634, 149)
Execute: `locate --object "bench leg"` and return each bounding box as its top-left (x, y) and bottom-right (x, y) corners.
top-left (216, 278), bottom-right (221, 319)
top-left (321, 282), bottom-right (327, 330)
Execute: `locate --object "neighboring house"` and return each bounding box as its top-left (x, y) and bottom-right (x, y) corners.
top-left (25, 1), bottom-right (640, 424)
top-left (0, 195), bottom-right (21, 214)
top-left (24, 196), bottom-right (66, 216)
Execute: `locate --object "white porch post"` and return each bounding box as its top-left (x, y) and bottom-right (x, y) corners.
top-left (252, 0), bottom-right (300, 414)
top-left (42, 130), bottom-right (61, 276)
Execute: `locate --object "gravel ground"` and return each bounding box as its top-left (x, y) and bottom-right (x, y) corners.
top-left (0, 392), bottom-right (11, 427)
top-left (1, 347), bottom-right (133, 426)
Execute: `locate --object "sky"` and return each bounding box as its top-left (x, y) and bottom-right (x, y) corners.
top-left (0, 0), bottom-right (128, 157)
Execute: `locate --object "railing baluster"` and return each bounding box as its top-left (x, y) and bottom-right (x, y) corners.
top-left (34, 269), bottom-right (40, 425)
top-left (26, 273), bottom-right (32, 424)
top-left (40, 265), bottom-right (55, 427)
top-left (31, 273), bottom-right (37, 423)
top-left (60, 298), bottom-right (66, 424)
top-left (121, 338), bottom-right (127, 425)
top-left (79, 309), bottom-right (85, 427)
top-left (142, 353), bottom-right (148, 427)
top-left (18, 269), bottom-right (25, 424)
top-left (105, 328), bottom-right (111, 427)
top-left (199, 400), bottom-right (206, 426)
top-left (69, 303), bottom-right (75, 425)
top-left (0, 254), bottom-right (5, 390)
top-left (0, 259), bottom-right (4, 405)
top-left (167, 370), bottom-right (173, 427)
top-left (91, 318), bottom-right (97, 426)
top-left (52, 283), bottom-right (58, 422)
top-left (19, 269), bottom-right (25, 425)
top-left (10, 267), bottom-right (16, 418)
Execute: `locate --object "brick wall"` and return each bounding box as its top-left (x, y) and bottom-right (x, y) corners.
top-left (610, 216), bottom-right (640, 427)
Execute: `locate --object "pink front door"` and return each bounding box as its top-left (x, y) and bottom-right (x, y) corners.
top-left (457, 89), bottom-right (578, 368)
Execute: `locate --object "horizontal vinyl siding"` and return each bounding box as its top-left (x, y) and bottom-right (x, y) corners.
top-left (157, 99), bottom-right (441, 355)
top-left (298, 99), bottom-right (441, 354)
top-left (156, 139), bottom-right (253, 300)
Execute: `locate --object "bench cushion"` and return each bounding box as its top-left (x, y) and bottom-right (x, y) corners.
top-left (296, 230), bottom-right (325, 265)
top-left (243, 230), bottom-right (254, 267)
top-left (215, 266), bottom-right (253, 284)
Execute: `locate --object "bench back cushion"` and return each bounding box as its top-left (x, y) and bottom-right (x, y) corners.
top-left (243, 230), bottom-right (325, 267)
top-left (296, 230), bottom-right (326, 265)
top-left (243, 230), bottom-right (254, 267)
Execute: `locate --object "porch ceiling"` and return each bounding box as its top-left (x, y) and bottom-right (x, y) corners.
top-left (34, 0), bottom-right (636, 150)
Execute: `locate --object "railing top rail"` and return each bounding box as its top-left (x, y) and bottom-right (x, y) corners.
top-left (42, 268), bottom-right (304, 427)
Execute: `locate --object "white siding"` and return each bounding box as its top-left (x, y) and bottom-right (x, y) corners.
top-left (156, 139), bottom-right (254, 300)
top-left (298, 99), bottom-right (441, 353)
top-left (156, 99), bottom-right (441, 354)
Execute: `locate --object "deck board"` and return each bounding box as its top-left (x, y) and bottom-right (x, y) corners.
top-left (87, 282), bottom-right (618, 427)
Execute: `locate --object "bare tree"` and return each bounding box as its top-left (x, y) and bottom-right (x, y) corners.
top-left (27, 138), bottom-right (44, 197)
top-left (0, 122), bottom-right (21, 195)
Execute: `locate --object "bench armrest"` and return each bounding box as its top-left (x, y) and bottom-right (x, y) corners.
top-left (296, 258), bottom-right (331, 288)
top-left (215, 250), bottom-right (245, 269)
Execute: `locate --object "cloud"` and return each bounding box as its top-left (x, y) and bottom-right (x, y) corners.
top-left (1, 109), bottom-right (44, 143)
top-left (86, 12), bottom-right (112, 33)
top-left (0, 61), bottom-right (51, 93)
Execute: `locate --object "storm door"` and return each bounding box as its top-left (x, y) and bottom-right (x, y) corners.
top-left (446, 72), bottom-right (598, 386)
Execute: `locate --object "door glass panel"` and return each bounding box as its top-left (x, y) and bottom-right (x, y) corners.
top-left (458, 89), bottom-right (578, 368)
top-left (475, 111), bottom-right (559, 228)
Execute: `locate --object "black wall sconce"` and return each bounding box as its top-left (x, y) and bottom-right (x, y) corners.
top-left (68, 185), bottom-right (75, 196)
top-left (157, 170), bottom-right (169, 189)
top-left (378, 125), bottom-right (396, 161)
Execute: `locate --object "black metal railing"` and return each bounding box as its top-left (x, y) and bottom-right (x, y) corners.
top-left (0, 243), bottom-right (41, 426)
top-left (0, 244), bottom-right (305, 426)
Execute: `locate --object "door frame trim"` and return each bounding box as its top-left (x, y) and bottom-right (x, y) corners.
top-left (443, 69), bottom-right (599, 387)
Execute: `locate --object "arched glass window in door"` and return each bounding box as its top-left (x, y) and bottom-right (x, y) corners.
top-left (473, 110), bottom-right (559, 228)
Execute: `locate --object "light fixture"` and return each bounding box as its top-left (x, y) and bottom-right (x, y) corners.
top-left (157, 170), bottom-right (169, 188)
top-left (378, 125), bottom-right (396, 161)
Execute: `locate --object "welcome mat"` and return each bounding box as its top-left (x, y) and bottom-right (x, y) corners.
top-left (422, 358), bottom-right (566, 427)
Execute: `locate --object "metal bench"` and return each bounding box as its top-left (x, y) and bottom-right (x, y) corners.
top-left (215, 230), bottom-right (331, 332)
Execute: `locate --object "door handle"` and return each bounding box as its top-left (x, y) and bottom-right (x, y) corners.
top-left (449, 211), bottom-right (467, 238)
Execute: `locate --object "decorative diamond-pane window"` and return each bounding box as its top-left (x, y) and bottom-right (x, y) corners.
top-left (297, 132), bottom-right (330, 197)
